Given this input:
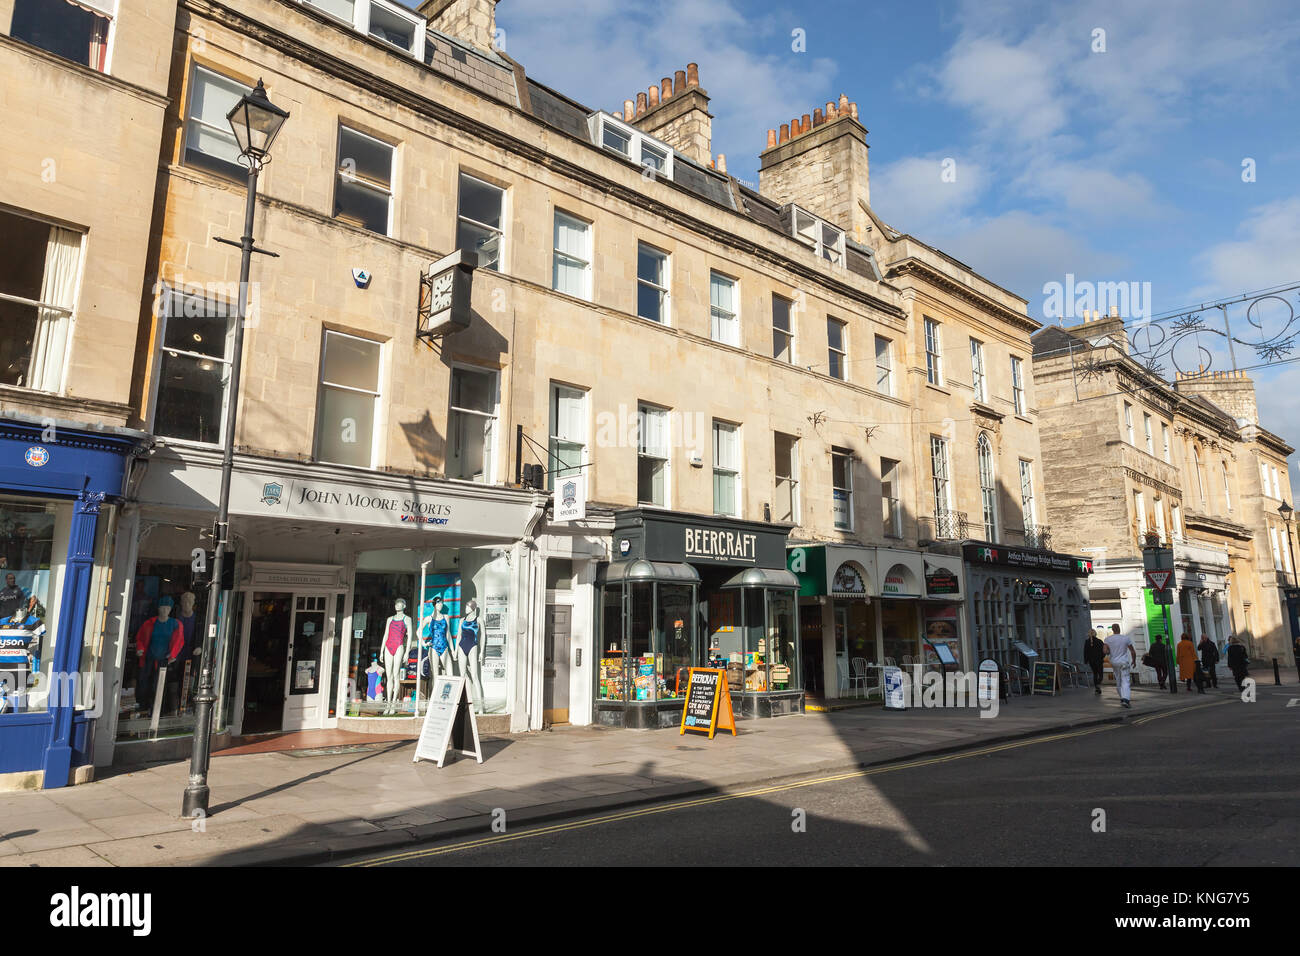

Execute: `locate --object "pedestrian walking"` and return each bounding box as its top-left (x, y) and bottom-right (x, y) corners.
top-left (1104, 623), bottom-right (1137, 708)
top-left (1083, 628), bottom-right (1107, 694)
top-left (1225, 635), bottom-right (1250, 691)
top-left (1147, 634), bottom-right (1169, 688)
top-left (1197, 633), bottom-right (1220, 689)
top-left (1177, 633), bottom-right (1205, 693)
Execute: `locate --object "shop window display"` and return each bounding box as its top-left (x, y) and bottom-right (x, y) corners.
top-left (598, 581), bottom-right (698, 703)
top-left (0, 496), bottom-right (69, 715)
top-left (713, 587), bottom-right (797, 694)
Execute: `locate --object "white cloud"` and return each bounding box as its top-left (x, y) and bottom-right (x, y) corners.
top-left (870, 155), bottom-right (986, 236)
top-left (1193, 197), bottom-right (1300, 298)
top-left (939, 38), bottom-right (1066, 144)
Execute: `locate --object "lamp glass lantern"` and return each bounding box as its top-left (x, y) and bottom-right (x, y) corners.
top-left (226, 79), bottom-right (289, 162)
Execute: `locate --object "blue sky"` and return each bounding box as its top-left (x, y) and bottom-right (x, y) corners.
top-left (491, 0), bottom-right (1300, 486)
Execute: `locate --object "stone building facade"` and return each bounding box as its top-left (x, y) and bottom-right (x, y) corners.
top-left (1032, 312), bottom-right (1297, 671)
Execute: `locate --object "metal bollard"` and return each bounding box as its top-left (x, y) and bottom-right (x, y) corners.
top-left (1274, 658), bottom-right (1281, 685)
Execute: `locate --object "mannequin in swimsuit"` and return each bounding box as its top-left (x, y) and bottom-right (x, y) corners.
top-left (456, 599), bottom-right (483, 712)
top-left (420, 598), bottom-right (453, 681)
top-left (381, 599), bottom-right (413, 714)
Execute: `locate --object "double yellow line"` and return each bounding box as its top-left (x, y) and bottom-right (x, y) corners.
top-left (342, 723), bottom-right (1119, 867)
top-left (1132, 698), bottom-right (1231, 726)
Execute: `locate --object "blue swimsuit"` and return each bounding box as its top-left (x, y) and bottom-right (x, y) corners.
top-left (458, 617), bottom-right (480, 655)
top-left (430, 618), bottom-right (449, 656)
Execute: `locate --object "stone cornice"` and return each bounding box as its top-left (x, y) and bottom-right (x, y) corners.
top-left (0, 34), bottom-right (171, 109)
top-left (183, 0), bottom-right (905, 322)
top-left (1183, 511), bottom-right (1254, 542)
top-left (885, 258), bottom-right (1038, 334)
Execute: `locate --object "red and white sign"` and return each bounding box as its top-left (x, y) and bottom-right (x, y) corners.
top-left (1144, 570), bottom-right (1173, 591)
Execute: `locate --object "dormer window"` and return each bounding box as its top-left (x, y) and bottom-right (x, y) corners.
top-left (790, 206), bottom-right (845, 266)
top-left (301, 0), bottom-right (425, 59)
top-left (588, 113), bottom-right (675, 181)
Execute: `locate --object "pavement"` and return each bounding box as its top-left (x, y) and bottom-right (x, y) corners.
top-left (0, 673), bottom-right (1286, 867)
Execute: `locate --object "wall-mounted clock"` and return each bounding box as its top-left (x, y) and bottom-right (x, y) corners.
top-left (418, 249), bottom-right (475, 340)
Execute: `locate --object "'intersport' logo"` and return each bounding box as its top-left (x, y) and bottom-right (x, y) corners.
top-left (50, 886), bottom-right (151, 936)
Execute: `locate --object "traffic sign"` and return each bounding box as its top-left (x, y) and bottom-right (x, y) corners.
top-left (1144, 569), bottom-right (1173, 591)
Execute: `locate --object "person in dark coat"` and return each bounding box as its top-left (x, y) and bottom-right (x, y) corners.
top-left (1148, 634), bottom-right (1169, 688)
top-left (1225, 636), bottom-right (1250, 691)
top-left (1197, 634), bottom-right (1220, 689)
top-left (1083, 629), bottom-right (1107, 694)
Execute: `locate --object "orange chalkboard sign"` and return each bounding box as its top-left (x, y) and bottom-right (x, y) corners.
top-left (680, 667), bottom-right (737, 739)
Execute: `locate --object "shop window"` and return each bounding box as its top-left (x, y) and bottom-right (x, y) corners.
top-left (924, 317), bottom-right (942, 385)
top-left (315, 330), bottom-right (382, 468)
top-left (772, 294), bottom-right (793, 362)
top-left (598, 581), bottom-right (697, 703)
top-left (712, 420), bottom-right (740, 517)
top-left (827, 318), bottom-right (847, 380)
top-left (709, 272), bottom-right (738, 346)
top-left (335, 126), bottom-right (394, 235)
top-left (446, 365), bottom-right (498, 482)
top-left (456, 172), bottom-right (504, 271)
top-left (774, 432), bottom-right (799, 524)
top-left (0, 208), bottom-right (82, 393)
top-left (151, 289), bottom-right (236, 445)
top-left (881, 457), bottom-right (901, 537)
top-left (182, 66), bottom-right (250, 182)
top-left (831, 446), bottom-right (853, 530)
top-left (0, 495), bottom-right (68, 715)
top-left (552, 211), bottom-right (591, 300)
top-left (548, 383), bottom-right (587, 489)
top-left (11, 0), bottom-right (114, 72)
top-left (709, 587), bottom-right (799, 693)
top-left (636, 243), bottom-right (669, 324)
top-left (598, 585), bottom-right (624, 700)
top-left (637, 403), bottom-right (670, 506)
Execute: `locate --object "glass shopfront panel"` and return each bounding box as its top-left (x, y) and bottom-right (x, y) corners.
top-left (345, 546), bottom-right (514, 717)
top-left (713, 586), bottom-right (800, 695)
top-left (599, 581), bottom-right (699, 703)
top-left (0, 494), bottom-right (71, 715)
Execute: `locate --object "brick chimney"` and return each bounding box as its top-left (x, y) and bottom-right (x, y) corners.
top-left (759, 94), bottom-right (870, 241)
top-left (418, 0), bottom-right (499, 53)
top-left (1065, 306), bottom-right (1129, 355)
top-left (1173, 369), bottom-right (1259, 425)
top-left (620, 63), bottom-right (712, 166)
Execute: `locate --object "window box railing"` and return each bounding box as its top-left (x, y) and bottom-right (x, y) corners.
top-left (1023, 524), bottom-right (1053, 551)
top-left (919, 509), bottom-right (969, 543)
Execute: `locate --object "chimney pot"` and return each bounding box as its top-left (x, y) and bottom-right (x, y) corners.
top-left (826, 101), bottom-right (837, 119)
top-left (636, 92), bottom-right (647, 116)
top-left (674, 69), bottom-right (686, 95)
top-left (709, 159), bottom-right (715, 169)
top-left (779, 122), bottom-right (790, 144)
top-left (849, 102), bottom-right (859, 119)
top-left (839, 93), bottom-right (850, 112)
top-left (648, 85), bottom-right (660, 108)
top-left (687, 63), bottom-right (699, 87)
top-left (813, 108), bottom-right (824, 126)
top-left (717, 153), bottom-right (727, 173)
top-left (801, 113), bottom-right (812, 134)
top-left (623, 99), bottom-right (635, 122)
top-left (661, 77), bottom-right (672, 101)
top-left (767, 129), bottom-right (777, 148)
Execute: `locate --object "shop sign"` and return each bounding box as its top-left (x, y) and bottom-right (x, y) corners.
top-left (413, 676), bottom-right (482, 768)
top-left (684, 527), bottom-right (758, 563)
top-left (977, 659), bottom-right (1000, 703)
top-left (831, 562), bottom-right (866, 596)
top-left (883, 571), bottom-right (905, 595)
top-left (925, 566), bottom-right (960, 595)
top-left (1031, 661), bottom-right (1059, 696)
top-left (553, 474), bottom-right (586, 524)
top-left (787, 545), bottom-right (828, 597)
top-left (679, 668), bottom-right (737, 739)
top-left (1027, 581), bottom-right (1052, 601)
top-left (883, 666), bottom-right (907, 710)
top-left (964, 544), bottom-right (1092, 575)
top-left (23, 446), bottom-right (50, 468)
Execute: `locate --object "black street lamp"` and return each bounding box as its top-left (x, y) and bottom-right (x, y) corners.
top-left (181, 79), bottom-right (288, 820)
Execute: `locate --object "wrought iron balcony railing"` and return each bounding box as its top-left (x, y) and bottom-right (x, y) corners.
top-left (1023, 523), bottom-right (1053, 551)
top-left (920, 509), bottom-right (970, 542)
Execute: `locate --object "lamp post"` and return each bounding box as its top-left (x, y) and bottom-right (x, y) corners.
top-left (182, 80), bottom-right (288, 819)
top-left (1280, 501), bottom-right (1300, 684)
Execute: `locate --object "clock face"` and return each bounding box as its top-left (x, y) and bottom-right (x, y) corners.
top-left (430, 271), bottom-right (454, 312)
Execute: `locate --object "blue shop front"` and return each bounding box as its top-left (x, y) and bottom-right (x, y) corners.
top-left (0, 414), bottom-right (145, 789)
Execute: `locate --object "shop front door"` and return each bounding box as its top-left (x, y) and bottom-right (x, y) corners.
top-left (283, 594), bottom-right (330, 730)
top-left (244, 592), bottom-right (291, 734)
top-left (544, 604), bottom-right (571, 724)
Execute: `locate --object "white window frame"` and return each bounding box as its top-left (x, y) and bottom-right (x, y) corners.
top-left (709, 272), bottom-right (739, 347)
top-left (302, 0), bottom-right (426, 59)
top-left (1143, 413), bottom-right (1153, 455)
top-left (636, 242), bottom-right (670, 325)
top-left (790, 206), bottom-right (845, 266)
top-left (637, 402), bottom-right (671, 507)
top-left (874, 335), bottom-right (893, 396)
top-left (1153, 498), bottom-right (1167, 543)
top-left (315, 329), bottom-right (383, 469)
top-left (1124, 402), bottom-right (1134, 445)
top-left (335, 124), bottom-right (395, 236)
top-left (881, 457), bottom-right (902, 538)
top-left (1194, 447), bottom-right (1207, 508)
top-left (1271, 465), bottom-right (1282, 499)
top-left (182, 65), bottom-right (250, 179)
top-left (772, 294), bottom-right (794, 363)
top-left (831, 446), bottom-right (854, 531)
top-left (1019, 459), bottom-right (1035, 530)
top-left (1162, 422), bottom-right (1171, 463)
top-left (924, 318), bottom-right (943, 385)
top-left (1222, 462), bottom-right (1232, 512)
top-left (970, 338), bottom-right (986, 401)
top-left (774, 433), bottom-right (800, 524)
top-left (1261, 460), bottom-right (1271, 497)
top-left (552, 210), bottom-right (592, 301)
top-left (930, 436), bottom-right (951, 517)
top-left (446, 364), bottom-right (499, 484)
top-left (456, 171), bottom-right (506, 272)
top-left (1011, 356), bottom-right (1025, 415)
top-left (12, 0), bottom-right (117, 72)
top-left (1270, 525), bottom-right (1283, 570)
top-left (148, 286), bottom-right (236, 446)
top-left (1135, 491), bottom-right (1147, 539)
top-left (827, 318), bottom-right (847, 381)
top-left (1171, 503), bottom-right (1183, 542)
top-left (711, 420), bottom-right (741, 518)
top-left (977, 432), bottom-right (997, 541)
top-left (548, 382), bottom-right (588, 491)
top-left (589, 112), bottom-right (675, 180)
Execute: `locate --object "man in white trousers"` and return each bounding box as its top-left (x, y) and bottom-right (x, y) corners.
top-left (1104, 623), bottom-right (1137, 709)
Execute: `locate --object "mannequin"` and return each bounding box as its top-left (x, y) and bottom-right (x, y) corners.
top-left (134, 596), bottom-right (183, 710)
top-left (456, 599), bottom-right (484, 712)
top-left (381, 598), bottom-right (413, 714)
top-left (176, 591), bottom-right (199, 661)
top-left (420, 598), bottom-right (453, 681)
top-left (0, 599), bottom-right (46, 714)
top-left (364, 654), bottom-right (385, 703)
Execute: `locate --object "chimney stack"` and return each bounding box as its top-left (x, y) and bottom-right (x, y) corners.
top-left (620, 63), bottom-right (713, 166)
top-left (759, 93), bottom-right (871, 239)
top-left (418, 0), bottom-right (499, 53)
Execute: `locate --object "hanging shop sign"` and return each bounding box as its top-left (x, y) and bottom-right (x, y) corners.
top-left (553, 473), bottom-right (587, 523)
top-left (1032, 661), bottom-right (1059, 696)
top-left (413, 676), bottom-right (482, 768)
top-left (679, 668), bottom-right (737, 739)
top-left (1027, 581), bottom-right (1052, 601)
top-left (924, 565), bottom-right (961, 596)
